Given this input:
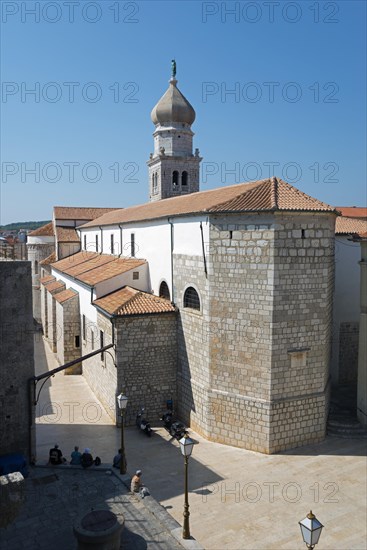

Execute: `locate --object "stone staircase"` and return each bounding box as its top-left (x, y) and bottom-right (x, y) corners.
top-left (327, 384), bottom-right (367, 439)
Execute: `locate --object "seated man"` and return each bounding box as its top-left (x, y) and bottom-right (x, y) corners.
top-left (131, 470), bottom-right (143, 493)
top-left (70, 446), bottom-right (82, 465)
top-left (81, 448), bottom-right (94, 468)
top-left (49, 444), bottom-right (64, 465)
top-left (113, 449), bottom-right (122, 469)
top-left (131, 470), bottom-right (149, 498)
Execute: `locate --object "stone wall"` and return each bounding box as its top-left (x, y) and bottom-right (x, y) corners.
top-left (0, 262), bottom-right (35, 460)
top-left (40, 277), bottom-right (55, 337)
top-left (82, 312), bottom-right (116, 421)
top-left (115, 312), bottom-right (177, 425)
top-left (55, 294), bottom-right (81, 373)
top-left (174, 253), bottom-right (211, 436)
top-left (208, 214), bottom-right (275, 451)
top-left (338, 321), bottom-right (359, 384)
top-left (27, 243), bottom-right (54, 322)
top-left (269, 213), bottom-right (334, 452)
top-left (46, 283), bottom-right (65, 352)
top-left (177, 212), bottom-right (335, 453)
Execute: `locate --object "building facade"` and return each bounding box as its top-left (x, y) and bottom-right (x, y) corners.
top-left (37, 67), bottom-right (367, 453)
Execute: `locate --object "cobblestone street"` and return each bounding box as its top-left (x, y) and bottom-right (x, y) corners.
top-left (0, 466), bottom-right (185, 550)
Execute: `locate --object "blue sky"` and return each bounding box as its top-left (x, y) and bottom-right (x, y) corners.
top-left (1, 0), bottom-right (366, 224)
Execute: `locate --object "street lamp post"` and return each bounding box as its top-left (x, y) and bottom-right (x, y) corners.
top-left (116, 392), bottom-right (128, 475)
top-left (179, 433), bottom-right (194, 540)
top-left (299, 510), bottom-right (324, 550)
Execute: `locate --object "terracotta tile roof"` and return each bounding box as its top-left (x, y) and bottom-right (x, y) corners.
top-left (54, 289), bottom-right (78, 304)
top-left (40, 252), bottom-right (56, 265)
top-left (28, 222), bottom-right (54, 237)
top-left (80, 178), bottom-right (336, 229)
top-left (93, 286), bottom-right (176, 316)
top-left (40, 275), bottom-right (56, 284)
top-left (56, 226), bottom-right (80, 243)
top-left (50, 251), bottom-right (99, 271)
top-left (336, 207), bottom-right (367, 219)
top-left (52, 251), bottom-right (146, 286)
top-left (335, 216), bottom-right (367, 235)
top-left (54, 206), bottom-right (119, 221)
top-left (46, 280), bottom-right (65, 292)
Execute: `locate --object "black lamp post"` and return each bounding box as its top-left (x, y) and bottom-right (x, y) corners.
top-left (299, 510), bottom-right (324, 549)
top-left (179, 433), bottom-right (194, 539)
top-left (116, 392), bottom-right (128, 475)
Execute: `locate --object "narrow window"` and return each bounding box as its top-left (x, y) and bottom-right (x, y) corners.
top-left (91, 330), bottom-right (94, 350)
top-left (82, 315), bottom-right (86, 341)
top-left (184, 287), bottom-right (200, 310)
top-left (182, 171), bottom-right (188, 186)
top-left (34, 260), bottom-right (38, 275)
top-left (84, 235), bottom-right (87, 249)
top-left (75, 335), bottom-right (80, 348)
top-left (131, 233), bottom-right (135, 257)
top-left (95, 234), bottom-right (99, 252)
top-left (159, 281), bottom-right (170, 301)
top-left (172, 171), bottom-right (179, 186)
top-left (110, 234), bottom-right (114, 255)
top-left (100, 330), bottom-right (104, 361)
top-left (133, 271), bottom-right (139, 280)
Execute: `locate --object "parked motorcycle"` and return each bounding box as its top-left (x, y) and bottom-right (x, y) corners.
top-left (136, 407), bottom-right (152, 437)
top-left (160, 409), bottom-right (187, 440)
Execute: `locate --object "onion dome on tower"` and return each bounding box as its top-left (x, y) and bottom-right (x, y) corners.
top-left (147, 60), bottom-right (202, 202)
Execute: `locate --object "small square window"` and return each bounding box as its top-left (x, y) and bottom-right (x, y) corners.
top-left (133, 271), bottom-right (139, 280)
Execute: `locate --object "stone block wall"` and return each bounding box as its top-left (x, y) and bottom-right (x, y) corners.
top-left (207, 214), bottom-right (275, 451)
top-left (55, 294), bottom-right (81, 373)
top-left (27, 243), bottom-right (54, 322)
top-left (269, 213), bottom-right (334, 452)
top-left (338, 321), bottom-right (359, 384)
top-left (115, 312), bottom-right (177, 425)
top-left (182, 211), bottom-right (335, 454)
top-left (174, 253), bottom-right (211, 436)
top-left (0, 262), bottom-right (35, 460)
top-left (46, 283), bottom-right (65, 352)
top-left (82, 312), bottom-right (116, 421)
top-left (40, 277), bottom-right (55, 337)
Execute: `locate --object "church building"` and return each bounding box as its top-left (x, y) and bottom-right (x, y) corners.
top-left (36, 66), bottom-right (342, 454)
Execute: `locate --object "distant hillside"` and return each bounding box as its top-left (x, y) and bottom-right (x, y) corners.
top-left (0, 220), bottom-right (51, 231)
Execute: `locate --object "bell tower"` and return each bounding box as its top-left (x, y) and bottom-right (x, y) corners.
top-left (147, 61), bottom-right (202, 202)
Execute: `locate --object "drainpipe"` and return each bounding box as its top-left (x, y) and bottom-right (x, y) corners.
top-left (200, 221), bottom-right (208, 277)
top-left (168, 218), bottom-right (174, 303)
top-left (99, 226), bottom-right (103, 254)
top-left (118, 224), bottom-right (123, 256)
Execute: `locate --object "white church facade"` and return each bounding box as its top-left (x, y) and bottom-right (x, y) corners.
top-left (30, 67), bottom-right (366, 453)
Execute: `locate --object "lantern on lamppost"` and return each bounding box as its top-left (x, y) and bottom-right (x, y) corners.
top-left (299, 510), bottom-right (324, 550)
top-left (179, 433), bottom-right (194, 539)
top-left (116, 392), bottom-right (128, 475)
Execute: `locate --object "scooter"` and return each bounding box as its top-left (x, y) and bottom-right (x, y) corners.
top-left (136, 407), bottom-right (152, 437)
top-left (160, 409), bottom-right (187, 440)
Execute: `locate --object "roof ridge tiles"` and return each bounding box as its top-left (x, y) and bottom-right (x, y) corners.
top-left (115, 287), bottom-right (142, 315)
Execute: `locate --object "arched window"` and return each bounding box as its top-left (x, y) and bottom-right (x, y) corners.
top-left (183, 287), bottom-right (200, 310)
top-left (172, 171), bottom-right (179, 186)
top-left (159, 281), bottom-right (170, 301)
top-left (182, 171), bottom-right (188, 186)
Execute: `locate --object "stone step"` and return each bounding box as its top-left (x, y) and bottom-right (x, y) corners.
top-left (327, 430), bottom-right (367, 439)
top-left (327, 421), bottom-right (367, 434)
